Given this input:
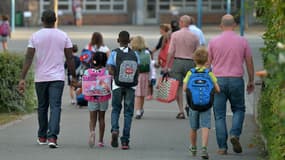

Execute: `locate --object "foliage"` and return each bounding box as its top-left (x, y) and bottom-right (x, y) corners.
top-left (255, 0), bottom-right (285, 159)
top-left (0, 52), bottom-right (36, 113)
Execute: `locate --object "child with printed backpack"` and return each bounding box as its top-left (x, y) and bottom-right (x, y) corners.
top-left (183, 47), bottom-right (220, 159)
top-left (65, 44), bottom-right (81, 105)
top-left (0, 15), bottom-right (11, 52)
top-left (80, 51), bottom-right (111, 148)
top-left (107, 30), bottom-right (140, 150)
top-left (130, 36), bottom-right (152, 119)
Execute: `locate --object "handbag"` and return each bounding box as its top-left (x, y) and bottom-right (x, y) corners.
top-left (156, 72), bottom-right (179, 103)
top-left (158, 40), bottom-right (174, 68)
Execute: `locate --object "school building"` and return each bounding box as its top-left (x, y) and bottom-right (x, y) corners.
top-left (0, 0), bottom-right (258, 26)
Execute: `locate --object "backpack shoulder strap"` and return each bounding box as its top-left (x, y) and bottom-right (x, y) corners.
top-left (88, 44), bottom-right (92, 51)
top-left (190, 68), bottom-right (196, 73)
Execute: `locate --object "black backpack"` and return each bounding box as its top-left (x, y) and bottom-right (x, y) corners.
top-left (114, 48), bottom-right (139, 87)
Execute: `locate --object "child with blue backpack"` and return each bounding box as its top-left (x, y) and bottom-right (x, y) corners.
top-left (183, 47), bottom-right (220, 159)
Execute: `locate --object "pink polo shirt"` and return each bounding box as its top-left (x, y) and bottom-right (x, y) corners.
top-left (28, 28), bottom-right (73, 82)
top-left (208, 31), bottom-right (252, 77)
top-left (168, 27), bottom-right (199, 59)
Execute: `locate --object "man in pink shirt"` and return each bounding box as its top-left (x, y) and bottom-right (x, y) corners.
top-left (165, 15), bottom-right (199, 119)
top-left (208, 14), bottom-right (254, 155)
top-left (18, 10), bottom-right (76, 148)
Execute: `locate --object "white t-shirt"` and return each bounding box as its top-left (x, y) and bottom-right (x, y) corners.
top-left (28, 28), bottom-right (73, 82)
top-left (85, 44), bottom-right (110, 54)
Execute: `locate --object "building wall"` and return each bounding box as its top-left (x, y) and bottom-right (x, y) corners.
top-left (1, 0), bottom-right (257, 26)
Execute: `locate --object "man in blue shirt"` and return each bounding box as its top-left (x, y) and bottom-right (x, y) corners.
top-left (188, 16), bottom-right (206, 46)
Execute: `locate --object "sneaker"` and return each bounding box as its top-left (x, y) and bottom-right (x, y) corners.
top-left (48, 138), bottom-right (58, 148)
top-left (230, 136), bottom-right (242, 153)
top-left (217, 149), bottom-right (228, 155)
top-left (121, 142), bottom-right (129, 150)
top-left (135, 110), bottom-right (144, 119)
top-left (201, 147), bottom-right (209, 159)
top-left (111, 132), bottom-right (119, 148)
top-left (135, 114), bottom-right (142, 119)
top-left (71, 100), bottom-right (76, 105)
top-left (37, 137), bottom-right (47, 145)
top-left (88, 132), bottom-right (95, 148)
top-left (189, 146), bottom-right (197, 156)
top-left (98, 142), bottom-right (105, 147)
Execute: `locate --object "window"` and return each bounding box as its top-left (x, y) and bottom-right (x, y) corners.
top-left (158, 0), bottom-right (237, 13)
top-left (84, 0), bottom-right (127, 13)
top-left (40, 0), bottom-right (127, 14)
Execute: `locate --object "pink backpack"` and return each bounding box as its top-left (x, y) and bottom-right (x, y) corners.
top-left (0, 22), bottom-right (9, 36)
top-left (82, 68), bottom-right (112, 102)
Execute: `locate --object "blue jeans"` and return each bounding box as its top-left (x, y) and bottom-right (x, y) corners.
top-left (35, 81), bottom-right (64, 140)
top-left (111, 87), bottom-right (135, 143)
top-left (213, 77), bottom-right (245, 150)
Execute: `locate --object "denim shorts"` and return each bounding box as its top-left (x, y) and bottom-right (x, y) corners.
top-left (88, 101), bottom-right (109, 111)
top-left (189, 108), bottom-right (211, 129)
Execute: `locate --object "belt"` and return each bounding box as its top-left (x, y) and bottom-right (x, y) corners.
top-left (174, 57), bottom-right (193, 60)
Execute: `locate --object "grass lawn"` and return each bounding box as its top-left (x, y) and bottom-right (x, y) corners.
top-left (0, 113), bottom-right (25, 126)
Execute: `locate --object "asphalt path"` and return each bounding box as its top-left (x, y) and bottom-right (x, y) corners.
top-left (0, 25), bottom-right (265, 160)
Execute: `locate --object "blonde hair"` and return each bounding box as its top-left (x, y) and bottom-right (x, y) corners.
top-left (193, 47), bottom-right (208, 65)
top-left (130, 35), bottom-right (146, 51)
top-left (160, 24), bottom-right (170, 32)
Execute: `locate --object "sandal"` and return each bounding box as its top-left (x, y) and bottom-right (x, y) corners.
top-left (176, 112), bottom-right (185, 119)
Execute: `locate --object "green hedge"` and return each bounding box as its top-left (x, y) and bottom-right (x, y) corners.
top-left (0, 52), bottom-right (36, 113)
top-left (256, 0), bottom-right (285, 159)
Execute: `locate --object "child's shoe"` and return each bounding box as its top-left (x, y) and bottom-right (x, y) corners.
top-left (189, 146), bottom-right (197, 156)
top-left (71, 99), bottom-right (76, 105)
top-left (146, 95), bottom-right (153, 100)
top-left (88, 132), bottom-right (95, 148)
top-left (98, 142), bottom-right (105, 147)
top-left (121, 141), bottom-right (129, 150)
top-left (201, 146), bottom-right (209, 159)
top-left (135, 110), bottom-right (144, 119)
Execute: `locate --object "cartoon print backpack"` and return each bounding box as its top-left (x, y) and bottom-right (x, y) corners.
top-left (114, 48), bottom-right (139, 87)
top-left (137, 49), bottom-right (151, 73)
top-left (186, 68), bottom-right (215, 112)
top-left (82, 68), bottom-right (112, 102)
top-left (0, 22), bottom-right (9, 36)
top-left (80, 49), bottom-right (93, 64)
top-left (82, 68), bottom-right (111, 96)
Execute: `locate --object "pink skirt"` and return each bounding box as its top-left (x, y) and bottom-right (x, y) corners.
top-left (135, 73), bottom-right (149, 97)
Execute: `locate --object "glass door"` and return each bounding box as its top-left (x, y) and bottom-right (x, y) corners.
top-left (144, 0), bottom-right (158, 24)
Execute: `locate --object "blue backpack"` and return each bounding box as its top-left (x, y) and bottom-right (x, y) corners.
top-left (186, 68), bottom-right (215, 112)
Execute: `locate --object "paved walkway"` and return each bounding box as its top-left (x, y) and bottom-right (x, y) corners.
top-left (0, 25), bottom-right (265, 160)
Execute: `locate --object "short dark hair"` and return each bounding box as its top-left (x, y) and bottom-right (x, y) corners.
top-left (92, 51), bottom-right (107, 67)
top-left (41, 10), bottom-right (56, 25)
top-left (118, 30), bottom-right (130, 44)
top-left (170, 20), bottom-right (180, 32)
top-left (72, 44), bottom-right (78, 53)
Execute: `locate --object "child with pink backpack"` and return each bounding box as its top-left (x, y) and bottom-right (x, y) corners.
top-left (78, 51), bottom-right (111, 148)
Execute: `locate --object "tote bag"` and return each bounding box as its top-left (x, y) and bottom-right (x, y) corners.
top-left (156, 74), bottom-right (179, 103)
